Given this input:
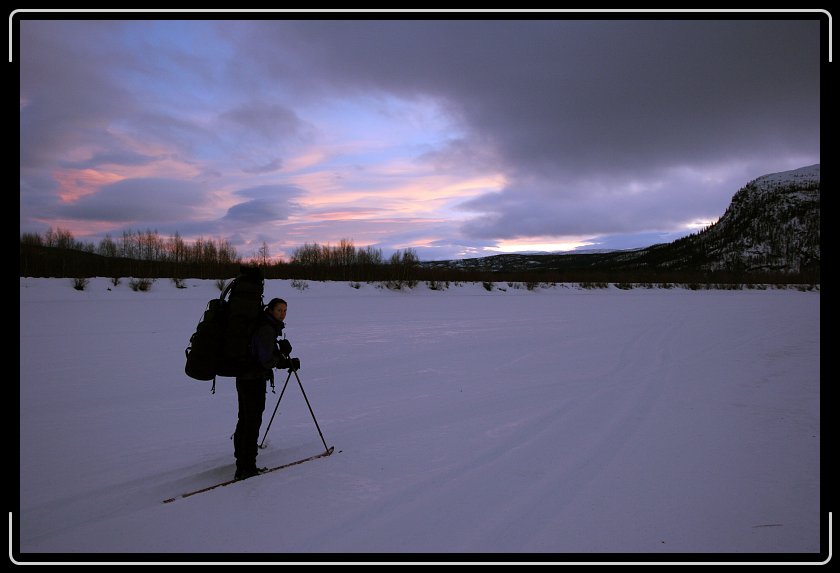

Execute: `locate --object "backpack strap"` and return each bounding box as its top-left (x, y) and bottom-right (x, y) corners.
top-left (221, 276), bottom-right (238, 301)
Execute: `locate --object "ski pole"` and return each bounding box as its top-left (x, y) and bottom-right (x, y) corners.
top-left (291, 368), bottom-right (331, 454)
top-left (259, 368), bottom-right (293, 449)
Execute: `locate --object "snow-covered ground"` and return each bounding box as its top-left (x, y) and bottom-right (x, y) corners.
top-left (18, 278), bottom-right (822, 562)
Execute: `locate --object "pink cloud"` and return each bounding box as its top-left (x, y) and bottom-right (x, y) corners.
top-left (53, 169), bottom-right (125, 203)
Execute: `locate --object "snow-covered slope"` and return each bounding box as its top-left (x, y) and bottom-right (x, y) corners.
top-left (697, 164), bottom-right (820, 272)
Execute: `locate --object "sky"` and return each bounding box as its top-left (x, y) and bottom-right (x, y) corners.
top-left (17, 13), bottom-right (822, 262)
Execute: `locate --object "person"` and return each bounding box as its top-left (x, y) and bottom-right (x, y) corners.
top-left (233, 297), bottom-right (300, 480)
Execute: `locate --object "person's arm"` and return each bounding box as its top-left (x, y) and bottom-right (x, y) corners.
top-left (253, 324), bottom-right (279, 370)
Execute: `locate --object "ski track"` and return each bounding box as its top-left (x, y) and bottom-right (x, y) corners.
top-left (294, 306), bottom-right (681, 552)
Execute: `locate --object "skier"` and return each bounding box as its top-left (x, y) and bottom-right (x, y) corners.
top-left (233, 297), bottom-right (300, 480)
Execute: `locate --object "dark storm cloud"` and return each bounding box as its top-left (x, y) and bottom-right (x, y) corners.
top-left (232, 18), bottom-right (820, 240)
top-left (234, 19), bottom-right (819, 169)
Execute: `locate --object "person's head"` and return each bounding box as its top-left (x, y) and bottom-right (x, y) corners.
top-left (266, 298), bottom-right (287, 322)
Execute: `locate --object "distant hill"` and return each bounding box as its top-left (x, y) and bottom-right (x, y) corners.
top-left (424, 165), bottom-right (820, 280)
top-left (646, 164), bottom-right (820, 273)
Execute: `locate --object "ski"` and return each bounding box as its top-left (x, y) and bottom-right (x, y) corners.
top-left (162, 446), bottom-right (335, 503)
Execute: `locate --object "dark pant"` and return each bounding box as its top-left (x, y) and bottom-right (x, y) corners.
top-left (234, 377), bottom-right (267, 471)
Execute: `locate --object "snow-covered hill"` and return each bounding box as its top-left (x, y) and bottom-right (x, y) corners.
top-left (16, 278), bottom-right (822, 562)
top-left (687, 164), bottom-right (820, 272)
top-left (425, 165), bottom-right (821, 276)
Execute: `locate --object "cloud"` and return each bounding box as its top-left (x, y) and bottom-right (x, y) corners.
top-left (19, 21), bottom-right (139, 169)
top-left (232, 20), bottom-right (819, 170)
top-left (64, 150), bottom-right (163, 170)
top-left (415, 137), bottom-right (501, 176)
top-left (19, 18), bottom-right (821, 258)
top-left (59, 178), bottom-right (208, 223)
top-left (222, 184), bottom-right (304, 224)
top-left (224, 200), bottom-right (290, 224)
top-left (242, 158), bottom-right (284, 174)
top-left (232, 19), bottom-right (820, 241)
top-left (456, 164), bottom-right (760, 240)
top-left (219, 102), bottom-right (309, 142)
top-left (213, 103), bottom-right (316, 176)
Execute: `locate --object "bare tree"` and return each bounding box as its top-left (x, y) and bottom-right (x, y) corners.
top-left (257, 241), bottom-right (270, 267)
top-left (20, 232), bottom-right (43, 246)
top-left (98, 234), bottom-right (118, 258)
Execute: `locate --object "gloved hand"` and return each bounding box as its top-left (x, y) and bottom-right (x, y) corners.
top-left (277, 339), bottom-right (292, 356)
top-left (289, 358), bottom-right (301, 372)
top-left (273, 350), bottom-right (288, 369)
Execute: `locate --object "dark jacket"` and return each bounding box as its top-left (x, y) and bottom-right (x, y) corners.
top-left (242, 312), bottom-right (285, 380)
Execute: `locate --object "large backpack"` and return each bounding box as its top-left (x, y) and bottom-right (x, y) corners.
top-left (185, 266), bottom-right (265, 390)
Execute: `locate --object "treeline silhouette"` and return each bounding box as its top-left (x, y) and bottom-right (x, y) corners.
top-left (287, 239), bottom-right (419, 284)
top-left (19, 228), bottom-right (424, 285)
top-left (20, 227), bottom-right (818, 286)
top-left (21, 228), bottom-right (239, 280)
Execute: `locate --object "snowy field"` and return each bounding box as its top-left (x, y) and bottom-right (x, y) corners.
top-left (18, 277), bottom-right (822, 562)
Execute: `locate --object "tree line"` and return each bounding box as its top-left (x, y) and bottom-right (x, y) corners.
top-left (287, 239), bottom-right (418, 283)
top-left (21, 228), bottom-right (239, 279)
top-left (19, 227), bottom-right (818, 286)
top-left (19, 227), bottom-right (421, 283)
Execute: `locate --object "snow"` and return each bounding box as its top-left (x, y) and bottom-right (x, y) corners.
top-left (751, 164), bottom-right (819, 188)
top-left (17, 278), bottom-right (822, 562)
